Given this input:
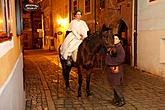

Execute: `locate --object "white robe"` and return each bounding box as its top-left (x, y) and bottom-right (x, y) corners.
top-left (60, 19), bottom-right (89, 61)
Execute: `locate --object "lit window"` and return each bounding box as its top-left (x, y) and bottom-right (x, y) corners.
top-left (0, 0), bottom-right (13, 43)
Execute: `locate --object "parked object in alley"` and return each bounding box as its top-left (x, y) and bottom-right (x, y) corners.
top-left (59, 24), bottom-right (114, 97)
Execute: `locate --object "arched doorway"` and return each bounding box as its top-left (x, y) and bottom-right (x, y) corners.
top-left (118, 20), bottom-right (131, 65)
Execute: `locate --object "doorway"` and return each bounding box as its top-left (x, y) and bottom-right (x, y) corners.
top-left (118, 20), bottom-right (131, 65)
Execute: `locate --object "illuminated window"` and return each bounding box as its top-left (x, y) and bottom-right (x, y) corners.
top-left (0, 0), bottom-right (12, 43)
top-left (85, 0), bottom-right (90, 13)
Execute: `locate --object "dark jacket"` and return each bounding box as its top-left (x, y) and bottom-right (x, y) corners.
top-left (105, 42), bottom-right (125, 86)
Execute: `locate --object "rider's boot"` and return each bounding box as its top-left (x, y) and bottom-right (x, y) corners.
top-left (66, 56), bottom-right (71, 66)
top-left (112, 90), bottom-right (120, 106)
top-left (117, 97), bottom-right (125, 107)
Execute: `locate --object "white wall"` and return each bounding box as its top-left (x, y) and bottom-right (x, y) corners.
top-left (137, 0), bottom-right (165, 77)
top-left (0, 53), bottom-right (25, 110)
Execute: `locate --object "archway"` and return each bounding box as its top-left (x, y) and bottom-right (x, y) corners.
top-left (118, 20), bottom-right (131, 65)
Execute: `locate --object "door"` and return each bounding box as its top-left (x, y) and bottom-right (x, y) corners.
top-left (118, 20), bottom-right (131, 65)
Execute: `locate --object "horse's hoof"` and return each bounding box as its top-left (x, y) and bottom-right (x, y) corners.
top-left (66, 87), bottom-right (70, 94)
top-left (66, 87), bottom-right (70, 91)
top-left (77, 91), bottom-right (82, 97)
top-left (86, 91), bottom-right (92, 97)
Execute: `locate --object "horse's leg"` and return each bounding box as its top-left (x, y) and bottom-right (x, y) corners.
top-left (86, 69), bottom-right (92, 97)
top-left (78, 66), bottom-right (83, 97)
top-left (62, 61), bottom-right (72, 91)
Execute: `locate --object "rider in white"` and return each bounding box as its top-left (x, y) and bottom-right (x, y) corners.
top-left (60, 10), bottom-right (89, 65)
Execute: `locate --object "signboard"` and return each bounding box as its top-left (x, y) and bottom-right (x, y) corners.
top-left (24, 4), bottom-right (40, 11)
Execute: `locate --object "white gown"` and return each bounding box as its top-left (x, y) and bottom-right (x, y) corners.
top-left (60, 19), bottom-right (89, 61)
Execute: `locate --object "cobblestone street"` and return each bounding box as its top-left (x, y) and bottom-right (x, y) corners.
top-left (24, 50), bottom-right (165, 110)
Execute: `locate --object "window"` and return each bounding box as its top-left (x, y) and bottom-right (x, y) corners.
top-left (100, 0), bottom-right (105, 9)
top-left (117, 0), bottom-right (124, 3)
top-left (85, 0), bottom-right (90, 13)
top-left (0, 0), bottom-right (12, 43)
top-left (160, 38), bottom-right (165, 63)
top-left (149, 0), bottom-right (156, 2)
top-left (73, 0), bottom-right (78, 12)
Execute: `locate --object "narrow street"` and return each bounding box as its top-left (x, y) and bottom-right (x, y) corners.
top-left (24, 50), bottom-right (165, 110)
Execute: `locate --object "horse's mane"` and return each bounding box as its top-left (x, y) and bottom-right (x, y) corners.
top-left (77, 25), bottom-right (112, 68)
top-left (81, 31), bottom-right (101, 50)
top-left (77, 30), bottom-right (105, 67)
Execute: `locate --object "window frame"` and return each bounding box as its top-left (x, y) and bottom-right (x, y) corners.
top-left (117, 0), bottom-right (124, 3)
top-left (15, 0), bottom-right (23, 36)
top-left (0, 0), bottom-right (13, 43)
top-left (73, 0), bottom-right (78, 12)
top-left (100, 0), bottom-right (105, 9)
top-left (149, 0), bottom-right (156, 2)
top-left (85, 0), bottom-right (91, 14)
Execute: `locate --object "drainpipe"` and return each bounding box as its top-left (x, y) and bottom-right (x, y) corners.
top-left (31, 11), bottom-right (35, 49)
top-left (69, 0), bottom-right (72, 22)
top-left (134, 0), bottom-right (138, 67)
top-left (94, 0), bottom-right (96, 32)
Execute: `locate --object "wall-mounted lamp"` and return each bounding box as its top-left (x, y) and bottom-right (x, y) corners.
top-left (57, 18), bottom-right (67, 28)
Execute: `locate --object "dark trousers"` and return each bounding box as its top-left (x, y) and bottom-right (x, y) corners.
top-left (112, 85), bottom-right (124, 99)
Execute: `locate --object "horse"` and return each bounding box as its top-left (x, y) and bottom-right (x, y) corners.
top-left (59, 25), bottom-right (114, 97)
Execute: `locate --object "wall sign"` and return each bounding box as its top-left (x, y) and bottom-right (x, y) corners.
top-left (24, 4), bottom-right (40, 11)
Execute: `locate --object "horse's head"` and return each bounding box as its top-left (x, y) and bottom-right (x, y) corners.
top-left (100, 24), bottom-right (114, 49)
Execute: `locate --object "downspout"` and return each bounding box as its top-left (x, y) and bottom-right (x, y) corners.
top-left (94, 0), bottom-right (96, 32)
top-left (50, 0), bottom-right (53, 36)
top-left (134, 0), bottom-right (138, 67)
top-left (69, 0), bottom-right (72, 22)
top-left (31, 12), bottom-right (34, 49)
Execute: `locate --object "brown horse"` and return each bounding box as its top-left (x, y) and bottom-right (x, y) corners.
top-left (59, 25), bottom-right (114, 97)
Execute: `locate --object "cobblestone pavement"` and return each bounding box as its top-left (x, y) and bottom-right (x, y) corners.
top-left (24, 50), bottom-right (165, 110)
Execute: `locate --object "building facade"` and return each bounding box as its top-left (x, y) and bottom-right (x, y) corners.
top-left (39, 0), bottom-right (165, 77)
top-left (137, 0), bottom-right (165, 77)
top-left (0, 0), bottom-right (25, 109)
top-left (41, 0), bottom-right (133, 65)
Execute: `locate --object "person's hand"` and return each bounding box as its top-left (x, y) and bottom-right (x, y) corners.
top-left (80, 34), bottom-right (84, 40)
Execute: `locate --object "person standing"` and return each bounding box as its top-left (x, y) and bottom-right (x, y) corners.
top-left (60, 10), bottom-right (89, 65)
top-left (106, 34), bottom-right (126, 107)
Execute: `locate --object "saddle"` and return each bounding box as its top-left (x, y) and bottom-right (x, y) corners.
top-left (60, 48), bottom-right (78, 62)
